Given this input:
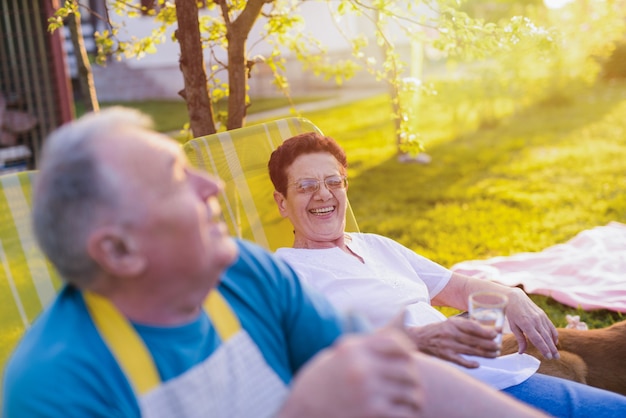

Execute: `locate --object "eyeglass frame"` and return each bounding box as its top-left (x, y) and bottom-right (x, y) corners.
top-left (287, 175), bottom-right (348, 194)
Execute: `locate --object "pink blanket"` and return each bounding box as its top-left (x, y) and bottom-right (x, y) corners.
top-left (451, 222), bottom-right (626, 313)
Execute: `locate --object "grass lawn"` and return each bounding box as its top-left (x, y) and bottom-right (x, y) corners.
top-left (290, 80), bottom-right (626, 328)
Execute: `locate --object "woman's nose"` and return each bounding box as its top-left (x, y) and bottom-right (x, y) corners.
top-left (314, 182), bottom-right (333, 199)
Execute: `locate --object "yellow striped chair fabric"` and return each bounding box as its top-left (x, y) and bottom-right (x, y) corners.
top-left (0, 170), bottom-right (62, 399)
top-left (183, 117), bottom-right (359, 252)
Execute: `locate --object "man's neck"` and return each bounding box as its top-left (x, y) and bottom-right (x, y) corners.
top-left (86, 282), bottom-right (207, 326)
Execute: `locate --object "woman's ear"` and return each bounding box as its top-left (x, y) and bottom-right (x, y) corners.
top-left (87, 226), bottom-right (146, 277)
top-left (273, 190), bottom-right (289, 218)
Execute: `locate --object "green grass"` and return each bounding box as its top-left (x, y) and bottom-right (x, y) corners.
top-left (291, 81), bottom-right (626, 328)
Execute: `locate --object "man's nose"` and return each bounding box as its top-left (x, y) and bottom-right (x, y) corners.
top-left (192, 170), bottom-right (223, 198)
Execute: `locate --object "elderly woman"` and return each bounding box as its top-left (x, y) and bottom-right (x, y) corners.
top-left (268, 131), bottom-right (626, 417)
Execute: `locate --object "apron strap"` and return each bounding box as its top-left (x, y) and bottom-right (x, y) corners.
top-left (83, 289), bottom-right (241, 396)
top-left (83, 291), bottom-right (160, 395)
top-left (203, 290), bottom-right (241, 341)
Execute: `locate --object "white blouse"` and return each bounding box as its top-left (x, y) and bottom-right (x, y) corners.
top-left (276, 232), bottom-right (451, 328)
top-left (276, 232), bottom-right (540, 390)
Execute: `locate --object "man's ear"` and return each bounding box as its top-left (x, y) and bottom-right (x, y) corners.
top-left (87, 226), bottom-right (146, 277)
top-left (273, 190), bottom-right (289, 218)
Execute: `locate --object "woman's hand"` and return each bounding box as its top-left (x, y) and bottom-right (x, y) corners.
top-left (406, 317), bottom-right (501, 368)
top-left (505, 287), bottom-right (560, 360)
top-left (433, 273), bottom-right (560, 362)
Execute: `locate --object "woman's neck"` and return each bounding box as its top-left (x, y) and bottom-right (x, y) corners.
top-left (293, 233), bottom-right (346, 250)
top-left (293, 233), bottom-right (364, 264)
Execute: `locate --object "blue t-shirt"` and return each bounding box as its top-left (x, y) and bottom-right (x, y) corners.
top-left (2, 240), bottom-right (343, 417)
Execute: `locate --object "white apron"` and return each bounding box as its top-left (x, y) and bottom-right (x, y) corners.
top-left (83, 290), bottom-right (290, 418)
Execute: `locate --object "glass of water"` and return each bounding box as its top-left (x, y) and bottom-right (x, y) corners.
top-left (468, 291), bottom-right (508, 345)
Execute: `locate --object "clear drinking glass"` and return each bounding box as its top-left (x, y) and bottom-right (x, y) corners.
top-left (468, 291), bottom-right (508, 345)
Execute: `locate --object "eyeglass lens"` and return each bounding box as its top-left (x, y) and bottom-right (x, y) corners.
top-left (294, 175), bottom-right (346, 193)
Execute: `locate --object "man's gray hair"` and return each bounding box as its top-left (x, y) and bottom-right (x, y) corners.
top-left (32, 107), bottom-right (153, 285)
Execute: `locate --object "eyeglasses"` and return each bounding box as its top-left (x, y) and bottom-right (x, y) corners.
top-left (288, 175), bottom-right (348, 194)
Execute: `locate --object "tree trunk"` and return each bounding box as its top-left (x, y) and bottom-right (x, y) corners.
top-left (226, 34), bottom-right (247, 130)
top-left (175, 0), bottom-right (216, 136)
top-left (225, 0), bottom-right (269, 130)
top-left (68, 11), bottom-right (99, 112)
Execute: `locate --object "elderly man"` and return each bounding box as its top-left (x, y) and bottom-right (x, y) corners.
top-left (2, 108), bottom-right (545, 418)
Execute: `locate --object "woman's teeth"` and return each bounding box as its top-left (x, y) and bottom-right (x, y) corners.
top-left (309, 206), bottom-right (334, 215)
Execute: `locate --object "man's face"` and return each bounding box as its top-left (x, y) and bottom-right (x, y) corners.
top-left (274, 152), bottom-right (348, 248)
top-left (105, 128), bottom-right (238, 295)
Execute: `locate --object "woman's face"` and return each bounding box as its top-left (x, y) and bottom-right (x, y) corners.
top-left (274, 152), bottom-right (348, 248)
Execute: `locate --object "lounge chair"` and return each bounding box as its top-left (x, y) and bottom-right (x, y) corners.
top-left (0, 170), bottom-right (61, 399)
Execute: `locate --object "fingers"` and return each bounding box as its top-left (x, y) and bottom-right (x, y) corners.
top-left (445, 318), bottom-right (501, 355)
top-left (408, 319), bottom-right (501, 362)
top-left (370, 327), bottom-right (418, 359)
top-left (370, 357), bottom-right (423, 416)
top-left (538, 315), bottom-right (560, 358)
top-left (520, 318), bottom-right (560, 360)
top-left (373, 380), bottom-right (423, 418)
top-left (434, 336), bottom-right (498, 364)
top-left (441, 353), bottom-right (481, 368)
top-left (550, 320), bottom-right (560, 345)
top-left (282, 330), bottom-right (423, 418)
top-left (506, 290), bottom-right (560, 359)
top-left (352, 330), bottom-right (423, 416)
top-left (441, 337), bottom-right (500, 359)
top-left (510, 327), bottom-right (528, 354)
top-left (345, 328), bottom-right (422, 389)
top-left (449, 316), bottom-right (498, 339)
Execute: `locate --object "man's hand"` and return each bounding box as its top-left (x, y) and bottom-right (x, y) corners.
top-left (505, 287), bottom-right (560, 360)
top-left (406, 317), bottom-right (500, 368)
top-left (277, 328), bottom-right (423, 418)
